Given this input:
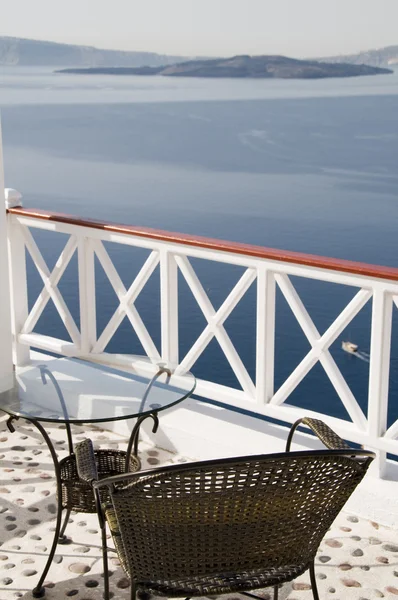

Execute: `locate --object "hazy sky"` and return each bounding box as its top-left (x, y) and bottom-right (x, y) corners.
top-left (2, 0), bottom-right (397, 58)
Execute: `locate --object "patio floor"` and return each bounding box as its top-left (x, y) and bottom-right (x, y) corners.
top-left (0, 414), bottom-right (397, 600)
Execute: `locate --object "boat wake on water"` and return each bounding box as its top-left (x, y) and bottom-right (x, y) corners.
top-left (353, 351), bottom-right (370, 363)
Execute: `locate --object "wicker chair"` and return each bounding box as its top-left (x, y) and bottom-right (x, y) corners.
top-left (76, 417), bottom-right (375, 600)
top-left (55, 413), bottom-right (158, 543)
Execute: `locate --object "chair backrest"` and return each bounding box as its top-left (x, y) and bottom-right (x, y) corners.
top-left (109, 449), bottom-right (373, 585)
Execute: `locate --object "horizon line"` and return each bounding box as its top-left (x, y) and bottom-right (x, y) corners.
top-left (1, 34), bottom-right (396, 62)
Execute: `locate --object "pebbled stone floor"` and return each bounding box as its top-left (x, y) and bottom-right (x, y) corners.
top-left (0, 413), bottom-right (397, 600)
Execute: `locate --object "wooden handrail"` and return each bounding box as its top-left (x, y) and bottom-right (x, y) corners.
top-left (8, 206), bottom-right (398, 282)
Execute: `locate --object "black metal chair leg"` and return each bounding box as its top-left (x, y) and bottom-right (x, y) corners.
top-left (309, 561), bottom-right (320, 600)
top-left (273, 585), bottom-right (278, 600)
top-left (58, 508), bottom-right (71, 543)
top-left (101, 524), bottom-right (110, 600)
top-left (130, 582), bottom-right (136, 600)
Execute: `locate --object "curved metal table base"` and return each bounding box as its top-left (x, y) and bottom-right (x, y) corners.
top-left (6, 411), bottom-right (159, 598)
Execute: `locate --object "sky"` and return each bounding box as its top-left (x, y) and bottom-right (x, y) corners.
top-left (1, 0), bottom-right (397, 58)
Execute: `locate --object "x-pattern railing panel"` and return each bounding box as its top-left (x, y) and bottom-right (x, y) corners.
top-left (92, 240), bottom-right (161, 359)
top-left (175, 255), bottom-right (256, 397)
top-left (271, 273), bottom-right (370, 430)
top-left (20, 224), bottom-right (81, 346)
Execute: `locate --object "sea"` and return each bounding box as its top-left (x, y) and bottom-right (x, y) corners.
top-left (1, 66), bottom-right (398, 431)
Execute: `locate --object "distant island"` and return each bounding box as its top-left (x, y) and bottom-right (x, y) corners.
top-left (0, 36), bottom-right (185, 68)
top-left (1, 36), bottom-right (395, 76)
top-left (57, 55), bottom-right (392, 79)
top-left (317, 45), bottom-right (398, 68)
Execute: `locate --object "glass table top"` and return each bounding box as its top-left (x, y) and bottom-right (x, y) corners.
top-left (0, 356), bottom-right (196, 424)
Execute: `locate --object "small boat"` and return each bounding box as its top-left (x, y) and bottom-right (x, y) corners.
top-left (342, 341), bottom-right (358, 354)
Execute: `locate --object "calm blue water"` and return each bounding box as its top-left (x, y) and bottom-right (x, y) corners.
top-left (1, 67), bottom-right (398, 429)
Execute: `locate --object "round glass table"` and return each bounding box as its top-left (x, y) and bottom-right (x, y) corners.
top-left (0, 355), bottom-right (196, 423)
top-left (0, 356), bottom-right (196, 597)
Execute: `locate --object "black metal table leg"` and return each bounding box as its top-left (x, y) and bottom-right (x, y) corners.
top-left (125, 412), bottom-right (159, 470)
top-left (30, 422), bottom-right (65, 597)
top-left (6, 415), bottom-right (68, 598)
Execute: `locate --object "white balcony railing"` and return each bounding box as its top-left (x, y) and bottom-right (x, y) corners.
top-left (1, 194), bottom-right (398, 477)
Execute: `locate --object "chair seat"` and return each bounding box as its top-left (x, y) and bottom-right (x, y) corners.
top-left (136, 564), bottom-right (309, 597)
top-left (59, 449), bottom-right (140, 513)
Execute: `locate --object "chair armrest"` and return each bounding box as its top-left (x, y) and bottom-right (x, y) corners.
top-left (75, 438), bottom-right (99, 484)
top-left (286, 417), bottom-right (351, 452)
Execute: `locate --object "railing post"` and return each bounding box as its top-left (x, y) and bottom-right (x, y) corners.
top-left (160, 249), bottom-right (179, 365)
top-left (0, 124), bottom-right (17, 391)
top-left (256, 268), bottom-right (276, 403)
top-left (7, 204), bottom-right (30, 366)
top-left (368, 289), bottom-right (393, 478)
top-left (78, 236), bottom-right (97, 354)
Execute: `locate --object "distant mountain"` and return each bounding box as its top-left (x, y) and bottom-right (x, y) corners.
top-left (317, 45), bottom-right (398, 68)
top-left (0, 36), bottom-right (185, 67)
top-left (58, 55), bottom-right (392, 79)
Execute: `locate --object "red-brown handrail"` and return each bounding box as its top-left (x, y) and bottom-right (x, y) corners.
top-left (8, 206), bottom-right (398, 282)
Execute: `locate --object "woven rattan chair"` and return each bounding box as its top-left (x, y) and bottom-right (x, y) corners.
top-left (56, 413), bottom-right (158, 543)
top-left (76, 417), bottom-right (374, 600)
